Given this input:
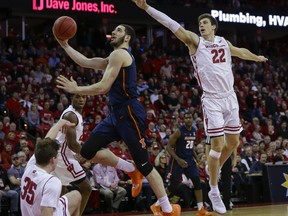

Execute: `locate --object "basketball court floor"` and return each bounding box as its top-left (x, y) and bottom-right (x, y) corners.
top-left (84, 204), bottom-right (288, 216)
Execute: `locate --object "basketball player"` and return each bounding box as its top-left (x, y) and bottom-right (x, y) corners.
top-left (55, 24), bottom-right (180, 216)
top-left (21, 119), bottom-right (81, 216)
top-left (131, 0), bottom-right (268, 214)
top-left (166, 112), bottom-right (212, 216)
top-left (27, 94), bottom-right (92, 215)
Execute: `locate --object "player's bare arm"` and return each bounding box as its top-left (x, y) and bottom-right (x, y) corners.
top-left (40, 206), bottom-right (54, 216)
top-left (56, 50), bottom-right (124, 95)
top-left (45, 119), bottom-right (75, 140)
top-left (53, 28), bottom-right (108, 70)
top-left (167, 130), bottom-right (188, 168)
top-left (228, 41), bottom-right (268, 62)
top-left (131, 0), bottom-right (198, 53)
top-left (63, 112), bottom-right (81, 154)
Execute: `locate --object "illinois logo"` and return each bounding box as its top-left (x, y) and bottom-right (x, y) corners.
top-left (281, 173), bottom-right (288, 197)
top-left (139, 138), bottom-right (146, 149)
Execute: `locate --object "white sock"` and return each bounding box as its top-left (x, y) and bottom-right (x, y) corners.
top-left (197, 202), bottom-right (203, 210)
top-left (154, 200), bottom-right (160, 206)
top-left (115, 158), bottom-right (135, 172)
top-left (159, 196), bottom-right (172, 213)
top-left (209, 183), bottom-right (219, 194)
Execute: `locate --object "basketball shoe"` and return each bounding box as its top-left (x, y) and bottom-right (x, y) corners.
top-left (162, 204), bottom-right (181, 216)
top-left (196, 206), bottom-right (213, 216)
top-left (150, 203), bottom-right (163, 216)
top-left (208, 191), bottom-right (226, 214)
top-left (126, 166), bottom-right (143, 197)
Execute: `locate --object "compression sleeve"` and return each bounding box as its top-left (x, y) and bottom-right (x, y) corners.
top-left (146, 6), bottom-right (181, 33)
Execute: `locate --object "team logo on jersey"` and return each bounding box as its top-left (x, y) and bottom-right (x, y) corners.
top-left (139, 138), bottom-right (146, 149)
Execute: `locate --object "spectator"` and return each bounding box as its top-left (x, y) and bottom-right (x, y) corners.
top-left (249, 153), bottom-right (268, 174)
top-left (278, 121), bottom-right (288, 139)
top-left (93, 164), bottom-right (127, 213)
top-left (0, 164), bottom-right (19, 216)
top-left (27, 104), bottom-right (40, 133)
top-left (6, 91), bottom-right (21, 120)
top-left (17, 151), bottom-right (27, 168)
top-left (241, 145), bottom-right (257, 171)
top-left (1, 144), bottom-right (13, 165)
top-left (154, 150), bottom-right (169, 183)
top-left (7, 154), bottom-right (25, 193)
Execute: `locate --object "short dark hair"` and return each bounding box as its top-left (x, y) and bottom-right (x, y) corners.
top-left (184, 112), bottom-right (193, 118)
top-left (198, 13), bottom-right (218, 33)
top-left (121, 24), bottom-right (136, 46)
top-left (35, 138), bottom-right (59, 166)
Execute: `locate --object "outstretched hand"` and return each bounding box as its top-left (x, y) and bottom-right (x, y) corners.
top-left (52, 26), bottom-right (69, 48)
top-left (257, 56), bottom-right (268, 62)
top-left (131, 0), bottom-right (149, 10)
top-left (56, 75), bottom-right (78, 93)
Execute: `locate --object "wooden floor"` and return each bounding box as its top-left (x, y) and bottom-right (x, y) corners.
top-left (85, 204), bottom-right (288, 216)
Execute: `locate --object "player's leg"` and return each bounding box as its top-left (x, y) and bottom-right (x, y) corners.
top-left (209, 136), bottom-right (224, 187)
top-left (63, 190), bottom-right (82, 216)
top-left (73, 177), bottom-right (92, 215)
top-left (219, 134), bottom-right (239, 167)
top-left (117, 101), bottom-right (180, 215)
top-left (186, 164), bottom-right (212, 216)
top-left (220, 93), bottom-right (241, 167)
top-left (53, 155), bottom-right (92, 215)
top-left (81, 115), bottom-right (135, 171)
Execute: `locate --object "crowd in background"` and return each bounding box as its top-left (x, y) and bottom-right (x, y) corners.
top-left (0, 10), bottom-right (288, 213)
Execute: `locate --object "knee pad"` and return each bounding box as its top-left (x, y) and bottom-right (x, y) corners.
top-left (190, 176), bottom-right (201, 190)
top-left (209, 149), bottom-right (221, 159)
top-left (135, 160), bottom-right (153, 177)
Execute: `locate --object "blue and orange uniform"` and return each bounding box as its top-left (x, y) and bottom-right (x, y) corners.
top-left (81, 48), bottom-right (151, 174)
top-left (167, 125), bottom-right (201, 192)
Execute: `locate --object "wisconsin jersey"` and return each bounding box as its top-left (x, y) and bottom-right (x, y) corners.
top-left (53, 105), bottom-right (86, 185)
top-left (20, 164), bottom-right (70, 216)
top-left (191, 36), bottom-right (234, 95)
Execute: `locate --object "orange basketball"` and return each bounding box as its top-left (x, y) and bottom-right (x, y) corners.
top-left (53, 16), bottom-right (77, 40)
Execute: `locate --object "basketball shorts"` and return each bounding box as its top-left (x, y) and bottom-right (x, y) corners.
top-left (57, 195), bottom-right (70, 216)
top-left (202, 92), bottom-right (242, 136)
top-left (53, 157), bottom-right (86, 186)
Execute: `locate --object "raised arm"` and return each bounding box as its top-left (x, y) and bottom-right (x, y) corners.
top-left (45, 119), bottom-right (75, 140)
top-left (52, 29), bottom-right (108, 70)
top-left (228, 41), bottom-right (268, 62)
top-left (131, 0), bottom-right (199, 50)
top-left (56, 49), bottom-right (126, 95)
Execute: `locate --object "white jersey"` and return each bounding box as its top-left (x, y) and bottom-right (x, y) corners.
top-left (27, 105), bottom-right (86, 185)
top-left (20, 164), bottom-right (70, 216)
top-left (191, 36), bottom-right (234, 97)
top-left (56, 105), bottom-right (83, 158)
top-left (54, 105), bottom-right (86, 185)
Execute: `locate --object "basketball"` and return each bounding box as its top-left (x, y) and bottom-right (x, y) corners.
top-left (53, 16), bottom-right (77, 40)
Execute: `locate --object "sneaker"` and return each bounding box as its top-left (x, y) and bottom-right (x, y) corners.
top-left (162, 204), bottom-right (181, 216)
top-left (208, 191), bottom-right (226, 214)
top-left (126, 166), bottom-right (143, 197)
top-left (150, 203), bottom-right (163, 216)
top-left (196, 206), bottom-right (213, 216)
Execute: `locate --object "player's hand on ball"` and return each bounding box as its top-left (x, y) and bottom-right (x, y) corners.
top-left (56, 75), bottom-right (78, 93)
